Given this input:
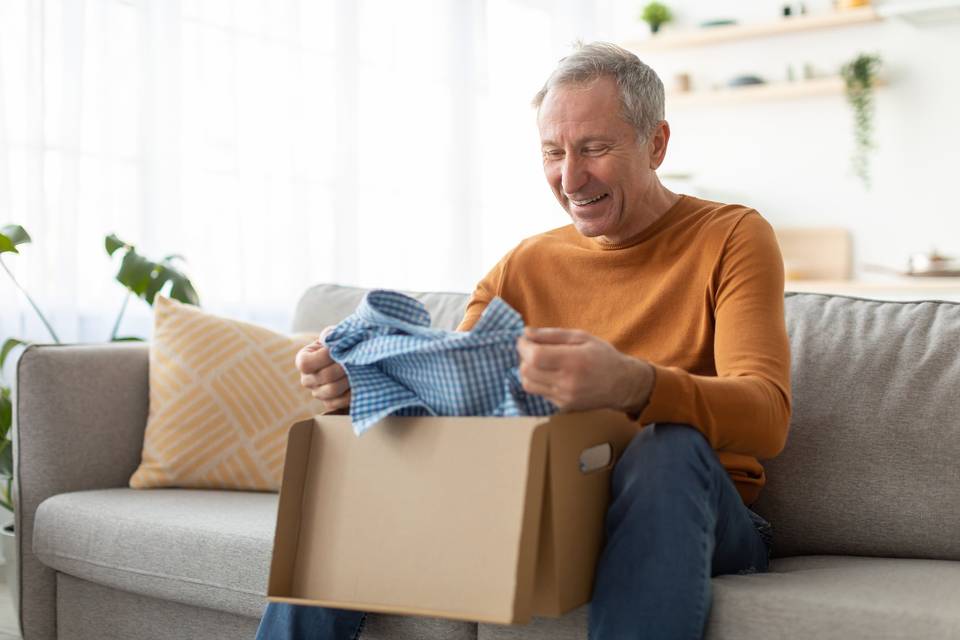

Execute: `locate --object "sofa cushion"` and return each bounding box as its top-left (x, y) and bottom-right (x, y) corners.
top-left (34, 488), bottom-right (478, 639)
top-left (35, 488), bottom-right (277, 618)
top-left (477, 556), bottom-right (960, 640)
top-left (130, 296), bottom-right (325, 491)
top-left (293, 283), bottom-right (469, 333)
top-left (754, 294), bottom-right (960, 560)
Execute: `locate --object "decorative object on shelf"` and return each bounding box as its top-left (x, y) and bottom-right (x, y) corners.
top-left (727, 74), bottom-right (766, 87)
top-left (673, 72), bottom-right (692, 92)
top-left (640, 1), bottom-right (673, 34)
top-left (840, 52), bottom-right (882, 188)
top-left (626, 7), bottom-right (878, 52)
top-left (699, 18), bottom-right (737, 28)
top-left (838, 0), bottom-right (871, 9)
top-left (907, 249), bottom-right (960, 277)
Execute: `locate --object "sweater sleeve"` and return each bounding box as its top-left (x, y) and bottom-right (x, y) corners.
top-left (637, 212), bottom-right (792, 460)
top-left (456, 248), bottom-right (513, 332)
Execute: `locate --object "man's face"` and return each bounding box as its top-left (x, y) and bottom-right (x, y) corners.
top-left (537, 76), bottom-right (661, 242)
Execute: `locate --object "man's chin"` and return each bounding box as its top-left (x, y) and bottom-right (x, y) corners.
top-left (569, 214), bottom-right (611, 238)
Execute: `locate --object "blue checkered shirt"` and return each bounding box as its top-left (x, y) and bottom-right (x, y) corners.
top-left (324, 290), bottom-right (556, 434)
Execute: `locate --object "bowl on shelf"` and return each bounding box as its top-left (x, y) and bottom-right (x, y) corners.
top-left (907, 251), bottom-right (960, 277)
top-left (727, 74), bottom-right (766, 87)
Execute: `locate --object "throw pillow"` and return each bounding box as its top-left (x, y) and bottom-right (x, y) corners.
top-left (129, 296), bottom-right (325, 491)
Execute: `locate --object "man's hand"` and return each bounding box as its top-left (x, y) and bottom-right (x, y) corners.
top-left (295, 326), bottom-right (351, 413)
top-left (516, 328), bottom-right (654, 414)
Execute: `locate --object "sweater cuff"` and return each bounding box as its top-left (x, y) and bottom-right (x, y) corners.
top-left (636, 364), bottom-right (685, 425)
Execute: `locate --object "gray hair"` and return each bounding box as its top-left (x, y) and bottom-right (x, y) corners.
top-left (532, 42), bottom-right (665, 141)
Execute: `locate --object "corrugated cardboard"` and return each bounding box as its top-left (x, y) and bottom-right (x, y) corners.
top-left (266, 410), bottom-right (639, 624)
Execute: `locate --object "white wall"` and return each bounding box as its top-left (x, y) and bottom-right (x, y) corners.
top-left (598, 0), bottom-right (960, 275)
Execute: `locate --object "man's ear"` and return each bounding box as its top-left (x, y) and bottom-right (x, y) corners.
top-left (647, 120), bottom-right (670, 170)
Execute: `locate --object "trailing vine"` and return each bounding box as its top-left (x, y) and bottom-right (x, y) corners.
top-left (841, 53), bottom-right (882, 188)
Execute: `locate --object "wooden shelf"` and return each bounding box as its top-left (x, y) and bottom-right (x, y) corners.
top-left (668, 76), bottom-right (886, 107)
top-left (625, 7), bottom-right (881, 51)
top-left (786, 278), bottom-right (960, 301)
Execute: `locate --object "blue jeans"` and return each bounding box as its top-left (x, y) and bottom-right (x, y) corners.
top-left (256, 423), bottom-right (773, 640)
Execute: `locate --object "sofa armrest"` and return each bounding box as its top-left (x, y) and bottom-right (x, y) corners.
top-left (14, 342), bottom-right (149, 640)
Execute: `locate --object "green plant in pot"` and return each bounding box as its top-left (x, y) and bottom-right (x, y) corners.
top-left (640, 1), bottom-right (673, 34)
top-left (0, 224), bottom-right (200, 612)
top-left (841, 53), bottom-right (882, 188)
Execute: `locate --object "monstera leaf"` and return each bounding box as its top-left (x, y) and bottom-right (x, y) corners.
top-left (106, 234), bottom-right (200, 306)
top-left (105, 234), bottom-right (200, 341)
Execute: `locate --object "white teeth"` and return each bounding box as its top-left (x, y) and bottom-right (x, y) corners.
top-left (571, 194), bottom-right (606, 206)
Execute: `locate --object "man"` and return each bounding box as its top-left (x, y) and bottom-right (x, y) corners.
top-left (258, 41), bottom-right (790, 640)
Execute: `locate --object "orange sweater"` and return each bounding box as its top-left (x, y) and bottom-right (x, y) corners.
top-left (457, 195), bottom-right (791, 505)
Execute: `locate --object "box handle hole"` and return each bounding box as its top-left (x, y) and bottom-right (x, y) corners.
top-left (579, 443), bottom-right (613, 474)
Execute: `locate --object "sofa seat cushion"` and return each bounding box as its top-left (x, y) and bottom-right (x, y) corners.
top-left (34, 488), bottom-right (279, 618)
top-left (478, 556), bottom-right (960, 640)
top-left (34, 488), bottom-right (479, 639)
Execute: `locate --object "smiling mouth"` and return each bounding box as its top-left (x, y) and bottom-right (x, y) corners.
top-left (569, 193), bottom-right (609, 206)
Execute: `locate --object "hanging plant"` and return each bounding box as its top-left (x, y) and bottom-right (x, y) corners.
top-left (841, 53), bottom-right (882, 188)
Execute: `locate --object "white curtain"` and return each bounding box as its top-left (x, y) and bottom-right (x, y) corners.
top-left (0, 0), bottom-right (597, 348)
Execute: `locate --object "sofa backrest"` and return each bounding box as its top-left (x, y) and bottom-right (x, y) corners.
top-left (292, 283), bottom-right (470, 334)
top-left (294, 285), bottom-right (960, 562)
top-left (754, 293), bottom-right (960, 561)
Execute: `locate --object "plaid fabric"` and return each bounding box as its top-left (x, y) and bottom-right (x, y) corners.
top-left (324, 289), bottom-right (556, 434)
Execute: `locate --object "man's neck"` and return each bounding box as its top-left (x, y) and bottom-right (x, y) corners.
top-left (598, 184), bottom-right (681, 246)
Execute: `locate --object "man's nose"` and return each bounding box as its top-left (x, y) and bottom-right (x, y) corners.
top-left (561, 155), bottom-right (588, 195)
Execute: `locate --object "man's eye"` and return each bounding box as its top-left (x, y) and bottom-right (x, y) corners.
top-left (584, 146), bottom-right (608, 155)
top-left (543, 150), bottom-right (564, 159)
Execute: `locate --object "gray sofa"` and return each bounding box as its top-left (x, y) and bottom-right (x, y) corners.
top-left (13, 284), bottom-right (960, 639)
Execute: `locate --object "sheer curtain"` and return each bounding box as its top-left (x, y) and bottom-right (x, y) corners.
top-left (0, 0), bottom-right (597, 347)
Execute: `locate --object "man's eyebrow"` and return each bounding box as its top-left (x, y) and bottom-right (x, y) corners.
top-left (540, 136), bottom-right (615, 148)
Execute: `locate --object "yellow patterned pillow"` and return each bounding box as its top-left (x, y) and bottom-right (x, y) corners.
top-left (129, 296), bottom-right (325, 491)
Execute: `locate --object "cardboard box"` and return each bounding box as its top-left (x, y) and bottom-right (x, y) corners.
top-left (266, 410), bottom-right (640, 624)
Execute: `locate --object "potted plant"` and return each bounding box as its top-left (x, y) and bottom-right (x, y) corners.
top-left (640, 1), bottom-right (673, 34)
top-left (0, 224), bottom-right (199, 616)
top-left (841, 52), bottom-right (882, 188)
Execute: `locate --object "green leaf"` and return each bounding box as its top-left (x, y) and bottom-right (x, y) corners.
top-left (169, 275), bottom-right (200, 306)
top-left (116, 250), bottom-right (157, 296)
top-left (1, 224), bottom-right (31, 254)
top-left (0, 439), bottom-right (11, 477)
top-left (0, 386), bottom-right (11, 439)
top-left (1, 338), bottom-right (25, 369)
top-left (0, 477), bottom-right (12, 514)
top-left (105, 233), bottom-right (129, 257)
top-left (144, 265), bottom-right (172, 305)
top-left (111, 336), bottom-right (145, 342)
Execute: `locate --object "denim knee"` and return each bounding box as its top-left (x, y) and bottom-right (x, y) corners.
top-left (611, 423), bottom-right (714, 499)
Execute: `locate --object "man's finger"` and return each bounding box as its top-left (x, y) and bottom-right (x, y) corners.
top-left (517, 337), bottom-right (565, 371)
top-left (296, 344), bottom-right (335, 373)
top-left (520, 375), bottom-right (555, 401)
top-left (519, 361), bottom-right (556, 388)
top-left (523, 327), bottom-right (588, 345)
top-left (316, 377), bottom-right (350, 401)
top-left (317, 390), bottom-right (351, 412)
